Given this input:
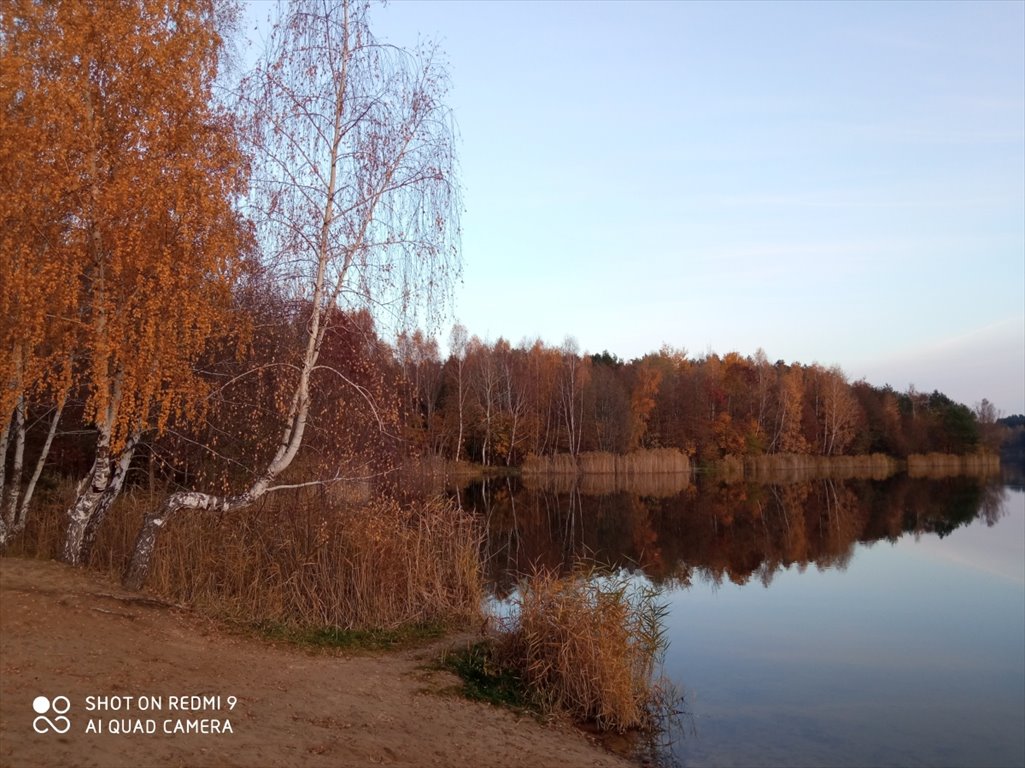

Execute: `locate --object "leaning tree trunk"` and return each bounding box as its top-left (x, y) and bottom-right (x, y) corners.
top-left (123, 433), bottom-right (305, 589)
top-left (124, 489), bottom-right (246, 590)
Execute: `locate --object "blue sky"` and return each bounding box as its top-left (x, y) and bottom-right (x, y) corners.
top-left (243, 1), bottom-right (1025, 415)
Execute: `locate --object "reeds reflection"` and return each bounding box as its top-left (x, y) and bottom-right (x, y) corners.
top-left (457, 474), bottom-right (1008, 597)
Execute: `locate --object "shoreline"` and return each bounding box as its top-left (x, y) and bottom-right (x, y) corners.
top-left (0, 556), bottom-right (633, 768)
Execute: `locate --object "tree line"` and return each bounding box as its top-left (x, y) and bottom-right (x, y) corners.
top-left (397, 333), bottom-right (1006, 466)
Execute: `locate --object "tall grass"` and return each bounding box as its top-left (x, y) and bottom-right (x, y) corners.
top-left (907, 452), bottom-right (1001, 478)
top-left (736, 453), bottom-right (900, 483)
top-left (10, 485), bottom-right (484, 632)
top-left (498, 566), bottom-right (671, 733)
top-left (148, 492), bottom-right (484, 630)
top-left (523, 449), bottom-right (691, 478)
top-left (522, 471), bottom-right (692, 498)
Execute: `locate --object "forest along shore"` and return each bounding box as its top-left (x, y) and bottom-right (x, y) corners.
top-left (0, 557), bottom-right (633, 768)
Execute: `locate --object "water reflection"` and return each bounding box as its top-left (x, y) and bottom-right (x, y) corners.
top-left (458, 473), bottom-right (1008, 597)
top-left (457, 472), bottom-right (1022, 768)
top-left (662, 487), bottom-right (1024, 768)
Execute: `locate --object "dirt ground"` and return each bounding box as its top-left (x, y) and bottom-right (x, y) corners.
top-left (0, 557), bottom-right (634, 768)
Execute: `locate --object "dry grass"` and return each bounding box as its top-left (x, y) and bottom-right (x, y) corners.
top-left (147, 492), bottom-right (484, 630)
top-left (522, 449), bottom-right (690, 479)
top-left (498, 566), bottom-right (670, 733)
top-left (10, 485), bottom-right (485, 632)
top-left (738, 453), bottom-right (900, 483)
top-left (907, 452), bottom-right (1001, 478)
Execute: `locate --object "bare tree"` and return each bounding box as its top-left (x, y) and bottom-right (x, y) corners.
top-left (125, 0), bottom-right (460, 589)
top-left (559, 337), bottom-right (589, 456)
top-left (448, 322), bottom-right (469, 462)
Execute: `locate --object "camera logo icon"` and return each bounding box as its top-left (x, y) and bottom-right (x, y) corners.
top-left (32, 696), bottom-right (71, 734)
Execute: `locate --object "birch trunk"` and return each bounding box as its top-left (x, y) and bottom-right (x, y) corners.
top-left (14, 397), bottom-right (64, 529)
top-left (63, 370), bottom-right (124, 564)
top-left (78, 429), bottom-right (139, 563)
top-left (0, 410), bottom-right (11, 513)
top-left (1, 395), bottom-right (26, 539)
top-left (124, 0), bottom-right (459, 590)
top-left (63, 440), bottom-right (113, 565)
top-left (0, 395), bottom-right (67, 549)
top-left (0, 414), bottom-right (10, 545)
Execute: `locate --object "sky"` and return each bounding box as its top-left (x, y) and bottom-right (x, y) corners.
top-left (242, 1), bottom-right (1025, 416)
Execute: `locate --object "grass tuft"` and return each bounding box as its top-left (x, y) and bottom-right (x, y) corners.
top-left (439, 565), bottom-right (674, 735)
top-left (505, 565), bottom-right (670, 733)
top-left (254, 620), bottom-right (448, 652)
top-left (439, 641), bottom-right (533, 710)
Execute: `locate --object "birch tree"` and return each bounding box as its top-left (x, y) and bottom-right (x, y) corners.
top-left (813, 365), bottom-right (861, 456)
top-left (2, 0), bottom-right (249, 558)
top-left (447, 322), bottom-right (470, 462)
top-left (494, 338), bottom-right (528, 465)
top-left (1, 1), bottom-right (81, 546)
top-left (558, 337), bottom-right (589, 456)
top-left (125, 0), bottom-right (460, 589)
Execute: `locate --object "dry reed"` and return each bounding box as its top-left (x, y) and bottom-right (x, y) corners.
top-left (522, 449), bottom-right (691, 479)
top-left (907, 452), bottom-right (1001, 478)
top-left (11, 485), bottom-right (485, 632)
top-left (146, 492), bottom-right (484, 630)
top-left (522, 471), bottom-right (693, 498)
top-left (737, 453), bottom-right (900, 483)
top-left (499, 566), bottom-right (669, 733)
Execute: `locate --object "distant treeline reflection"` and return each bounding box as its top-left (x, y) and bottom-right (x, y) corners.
top-left (460, 475), bottom-right (1007, 596)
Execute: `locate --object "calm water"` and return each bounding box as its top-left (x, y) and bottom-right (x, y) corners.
top-left (458, 471), bottom-right (1025, 768)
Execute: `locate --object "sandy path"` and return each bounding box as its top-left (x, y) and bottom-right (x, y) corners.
top-left (0, 557), bottom-right (632, 768)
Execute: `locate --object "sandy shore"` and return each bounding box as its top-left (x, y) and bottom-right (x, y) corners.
top-left (0, 557), bottom-right (633, 768)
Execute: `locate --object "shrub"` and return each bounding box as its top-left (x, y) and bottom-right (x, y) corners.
top-left (500, 566), bottom-right (669, 733)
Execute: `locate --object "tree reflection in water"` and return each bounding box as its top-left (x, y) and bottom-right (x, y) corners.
top-left (456, 472), bottom-right (1008, 597)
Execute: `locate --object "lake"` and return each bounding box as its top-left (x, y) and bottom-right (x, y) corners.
top-left (457, 470), bottom-right (1025, 768)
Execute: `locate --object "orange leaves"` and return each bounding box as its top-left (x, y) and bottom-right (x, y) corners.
top-left (627, 361), bottom-right (662, 451)
top-left (3, 0), bottom-right (248, 451)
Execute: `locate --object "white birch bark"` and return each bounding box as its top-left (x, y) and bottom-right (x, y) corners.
top-left (62, 367), bottom-right (125, 564)
top-left (2, 395), bottom-right (25, 537)
top-left (125, 0), bottom-right (459, 589)
top-left (0, 395), bottom-right (67, 549)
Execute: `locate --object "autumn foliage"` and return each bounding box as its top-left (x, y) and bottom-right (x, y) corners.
top-left (0, 0), bottom-right (1003, 590)
top-left (393, 340), bottom-right (994, 468)
top-left (1, 0), bottom-right (250, 554)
